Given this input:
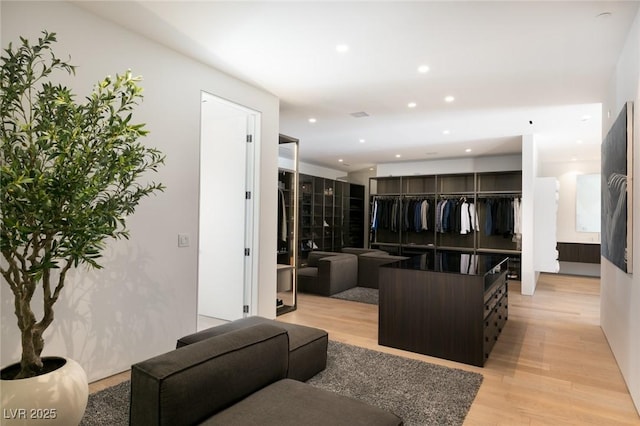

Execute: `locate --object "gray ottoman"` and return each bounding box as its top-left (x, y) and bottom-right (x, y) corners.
top-left (177, 316), bottom-right (328, 382)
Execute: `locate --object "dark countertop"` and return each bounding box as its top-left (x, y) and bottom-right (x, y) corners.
top-left (382, 251), bottom-right (509, 277)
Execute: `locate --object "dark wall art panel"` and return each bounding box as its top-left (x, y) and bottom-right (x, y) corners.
top-left (601, 102), bottom-right (633, 274)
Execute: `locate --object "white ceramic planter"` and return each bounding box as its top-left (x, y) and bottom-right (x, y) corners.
top-left (0, 357), bottom-right (88, 426)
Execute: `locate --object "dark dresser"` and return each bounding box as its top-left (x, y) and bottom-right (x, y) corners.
top-left (379, 252), bottom-right (509, 367)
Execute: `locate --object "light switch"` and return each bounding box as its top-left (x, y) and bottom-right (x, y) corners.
top-left (178, 233), bottom-right (190, 248)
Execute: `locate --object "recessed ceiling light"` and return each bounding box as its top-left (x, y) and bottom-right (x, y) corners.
top-left (359, 139), bottom-right (366, 143)
top-left (444, 96), bottom-right (455, 103)
top-left (338, 159), bottom-right (344, 163)
top-left (581, 115), bottom-right (591, 122)
top-left (418, 65), bottom-right (430, 73)
top-left (465, 148), bottom-right (472, 153)
top-left (577, 139), bottom-right (583, 144)
top-left (308, 118), bottom-right (317, 123)
top-left (408, 102), bottom-right (417, 108)
top-left (596, 12), bottom-right (612, 20)
top-left (369, 167), bottom-right (374, 171)
top-left (395, 154), bottom-right (401, 158)
top-left (336, 44), bottom-right (349, 53)
top-left (443, 130), bottom-right (450, 135)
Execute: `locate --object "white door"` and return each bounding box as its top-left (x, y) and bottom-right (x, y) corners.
top-left (198, 92), bottom-right (256, 321)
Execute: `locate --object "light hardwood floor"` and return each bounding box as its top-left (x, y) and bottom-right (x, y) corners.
top-left (90, 273), bottom-right (640, 425)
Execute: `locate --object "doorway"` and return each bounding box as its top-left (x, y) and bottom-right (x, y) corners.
top-left (198, 92), bottom-right (259, 322)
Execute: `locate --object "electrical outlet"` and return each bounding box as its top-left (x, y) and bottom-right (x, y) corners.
top-left (178, 233), bottom-right (190, 248)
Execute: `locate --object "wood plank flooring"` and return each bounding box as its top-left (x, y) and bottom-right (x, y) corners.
top-left (90, 273), bottom-right (640, 425)
top-left (278, 273), bottom-right (640, 425)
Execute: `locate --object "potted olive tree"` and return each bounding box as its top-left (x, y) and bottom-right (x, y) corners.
top-left (0, 31), bottom-right (164, 423)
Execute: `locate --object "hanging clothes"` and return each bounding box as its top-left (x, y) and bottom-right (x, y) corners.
top-left (371, 197), bottom-right (403, 232)
top-left (513, 197), bottom-right (522, 235)
top-left (451, 199), bottom-right (461, 233)
top-left (484, 199), bottom-right (493, 235)
top-left (435, 199), bottom-right (444, 233)
top-left (277, 188), bottom-right (288, 250)
top-left (421, 199), bottom-right (429, 231)
top-left (469, 201), bottom-right (479, 232)
top-left (482, 196), bottom-right (521, 237)
top-left (460, 200), bottom-right (471, 234)
top-left (442, 199), bottom-right (452, 232)
top-left (371, 198), bottom-right (379, 230)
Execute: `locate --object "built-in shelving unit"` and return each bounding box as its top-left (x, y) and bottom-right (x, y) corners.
top-left (277, 170), bottom-right (295, 265)
top-left (277, 134), bottom-right (300, 316)
top-left (299, 174), bottom-right (365, 265)
top-left (347, 184), bottom-right (365, 248)
top-left (369, 171), bottom-right (522, 279)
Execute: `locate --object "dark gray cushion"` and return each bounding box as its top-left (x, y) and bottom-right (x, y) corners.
top-left (176, 316), bottom-right (328, 381)
top-left (202, 378), bottom-right (403, 426)
top-left (176, 316), bottom-right (269, 348)
top-left (358, 252), bottom-right (409, 288)
top-left (319, 254), bottom-right (358, 295)
top-left (306, 251), bottom-right (339, 267)
top-left (131, 323), bottom-right (288, 426)
top-left (296, 267), bottom-right (318, 279)
top-left (298, 253), bottom-right (358, 296)
top-left (341, 247), bottom-right (385, 256)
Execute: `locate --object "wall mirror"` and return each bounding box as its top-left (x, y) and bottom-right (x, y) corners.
top-left (277, 134), bottom-right (299, 315)
top-left (576, 173), bottom-right (601, 233)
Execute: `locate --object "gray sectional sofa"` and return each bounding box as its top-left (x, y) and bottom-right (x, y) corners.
top-left (176, 315), bottom-right (328, 382)
top-left (297, 251), bottom-right (358, 296)
top-left (342, 247), bottom-right (409, 289)
top-left (355, 252), bottom-right (410, 289)
top-left (297, 248), bottom-right (408, 295)
top-left (130, 321), bottom-right (403, 425)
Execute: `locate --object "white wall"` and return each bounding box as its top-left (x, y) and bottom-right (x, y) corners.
top-left (376, 154), bottom-right (521, 176)
top-left (0, 1), bottom-right (279, 382)
top-left (278, 158), bottom-right (344, 181)
top-left (600, 7), bottom-right (640, 415)
top-left (300, 161), bottom-right (346, 180)
top-left (521, 134), bottom-right (539, 295)
top-left (540, 160), bottom-right (601, 244)
top-left (533, 177), bottom-right (559, 273)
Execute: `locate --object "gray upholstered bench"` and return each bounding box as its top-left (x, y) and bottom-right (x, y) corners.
top-left (131, 323), bottom-right (403, 425)
top-left (176, 316), bottom-right (328, 382)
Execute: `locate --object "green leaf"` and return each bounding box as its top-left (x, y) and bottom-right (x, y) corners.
top-left (1, 31), bottom-right (165, 377)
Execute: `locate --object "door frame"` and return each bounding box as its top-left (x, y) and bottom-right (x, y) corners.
top-left (197, 91), bottom-right (260, 320)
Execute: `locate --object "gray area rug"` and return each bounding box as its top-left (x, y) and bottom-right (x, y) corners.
top-left (310, 341), bottom-right (483, 425)
top-left (80, 380), bottom-right (130, 426)
top-left (331, 286), bottom-right (379, 305)
top-left (81, 341), bottom-right (483, 425)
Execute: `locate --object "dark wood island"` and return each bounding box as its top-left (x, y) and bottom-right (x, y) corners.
top-left (379, 252), bottom-right (509, 367)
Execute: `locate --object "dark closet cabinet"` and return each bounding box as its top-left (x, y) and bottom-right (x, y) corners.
top-left (277, 134), bottom-right (299, 316)
top-left (370, 171), bottom-right (522, 278)
top-left (277, 170), bottom-right (295, 265)
top-left (298, 174), bottom-right (365, 265)
top-left (379, 253), bottom-right (509, 367)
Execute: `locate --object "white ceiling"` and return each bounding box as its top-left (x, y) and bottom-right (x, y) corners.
top-left (77, 1), bottom-right (639, 172)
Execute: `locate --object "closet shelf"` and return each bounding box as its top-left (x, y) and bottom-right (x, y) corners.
top-left (369, 171), bottom-right (522, 279)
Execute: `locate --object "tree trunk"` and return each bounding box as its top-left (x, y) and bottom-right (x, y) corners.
top-left (3, 246), bottom-right (70, 379)
top-left (15, 297), bottom-right (43, 379)
top-left (17, 327), bottom-right (43, 379)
